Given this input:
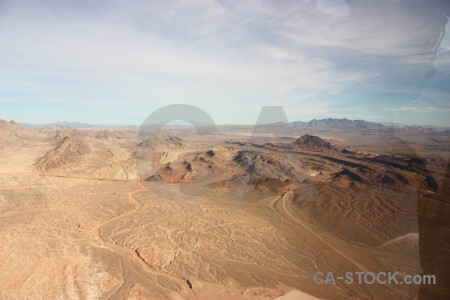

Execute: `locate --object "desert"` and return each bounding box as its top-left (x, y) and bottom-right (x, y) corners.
top-left (0, 118), bottom-right (448, 299)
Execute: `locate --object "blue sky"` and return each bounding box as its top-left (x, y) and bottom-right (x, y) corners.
top-left (0, 0), bottom-right (449, 126)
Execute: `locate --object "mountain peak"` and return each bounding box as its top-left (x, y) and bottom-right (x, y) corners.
top-left (291, 134), bottom-right (337, 152)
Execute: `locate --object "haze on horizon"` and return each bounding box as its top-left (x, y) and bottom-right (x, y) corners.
top-left (0, 0), bottom-right (449, 126)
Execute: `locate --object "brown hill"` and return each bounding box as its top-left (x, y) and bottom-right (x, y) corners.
top-left (147, 150), bottom-right (217, 183)
top-left (291, 134), bottom-right (337, 152)
top-left (38, 125), bottom-right (71, 133)
top-left (138, 135), bottom-right (184, 150)
top-left (371, 171), bottom-right (410, 191)
top-left (34, 136), bottom-right (91, 171)
top-left (0, 119), bottom-right (32, 149)
top-left (95, 130), bottom-right (112, 140)
top-left (232, 150), bottom-right (311, 191)
top-left (94, 130), bottom-right (129, 140)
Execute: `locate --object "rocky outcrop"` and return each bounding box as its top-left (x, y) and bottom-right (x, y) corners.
top-left (291, 134), bottom-right (337, 152)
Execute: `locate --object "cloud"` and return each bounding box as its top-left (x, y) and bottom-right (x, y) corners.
top-left (0, 1), bottom-right (358, 100)
top-left (0, 0), bottom-right (449, 125)
top-left (385, 106), bottom-right (450, 113)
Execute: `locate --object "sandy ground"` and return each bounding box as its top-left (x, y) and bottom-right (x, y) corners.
top-left (0, 124), bottom-right (448, 299)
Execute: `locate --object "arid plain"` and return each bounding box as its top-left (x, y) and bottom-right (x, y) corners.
top-left (0, 119), bottom-right (449, 300)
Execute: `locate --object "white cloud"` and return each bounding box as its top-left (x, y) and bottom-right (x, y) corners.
top-left (386, 106), bottom-right (450, 113)
top-left (0, 2), bottom-right (357, 99)
top-left (0, 0), bottom-right (448, 125)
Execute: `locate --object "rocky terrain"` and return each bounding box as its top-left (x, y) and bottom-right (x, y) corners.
top-left (0, 119), bottom-right (449, 299)
top-left (34, 137), bottom-right (92, 171)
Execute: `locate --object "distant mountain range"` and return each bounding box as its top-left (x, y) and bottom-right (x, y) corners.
top-left (381, 122), bottom-right (450, 130)
top-left (303, 118), bottom-right (384, 129)
top-left (19, 121), bottom-right (130, 129)
top-left (17, 118), bottom-right (450, 130)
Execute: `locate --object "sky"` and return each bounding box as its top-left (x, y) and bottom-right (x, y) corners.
top-left (0, 0), bottom-right (449, 126)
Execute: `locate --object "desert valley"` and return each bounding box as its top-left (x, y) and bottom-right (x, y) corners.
top-left (0, 118), bottom-right (449, 300)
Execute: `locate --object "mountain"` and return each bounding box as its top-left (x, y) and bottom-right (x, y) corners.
top-left (34, 136), bottom-right (91, 171)
top-left (20, 122), bottom-right (131, 129)
top-left (0, 120), bottom-right (33, 149)
top-left (291, 134), bottom-right (337, 152)
top-left (52, 122), bottom-right (99, 128)
top-left (306, 118), bottom-right (384, 129)
top-left (381, 122), bottom-right (450, 130)
top-left (137, 135), bottom-right (185, 150)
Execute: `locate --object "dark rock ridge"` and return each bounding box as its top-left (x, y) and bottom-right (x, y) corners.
top-left (332, 168), bottom-right (364, 183)
top-left (232, 150), bottom-right (309, 187)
